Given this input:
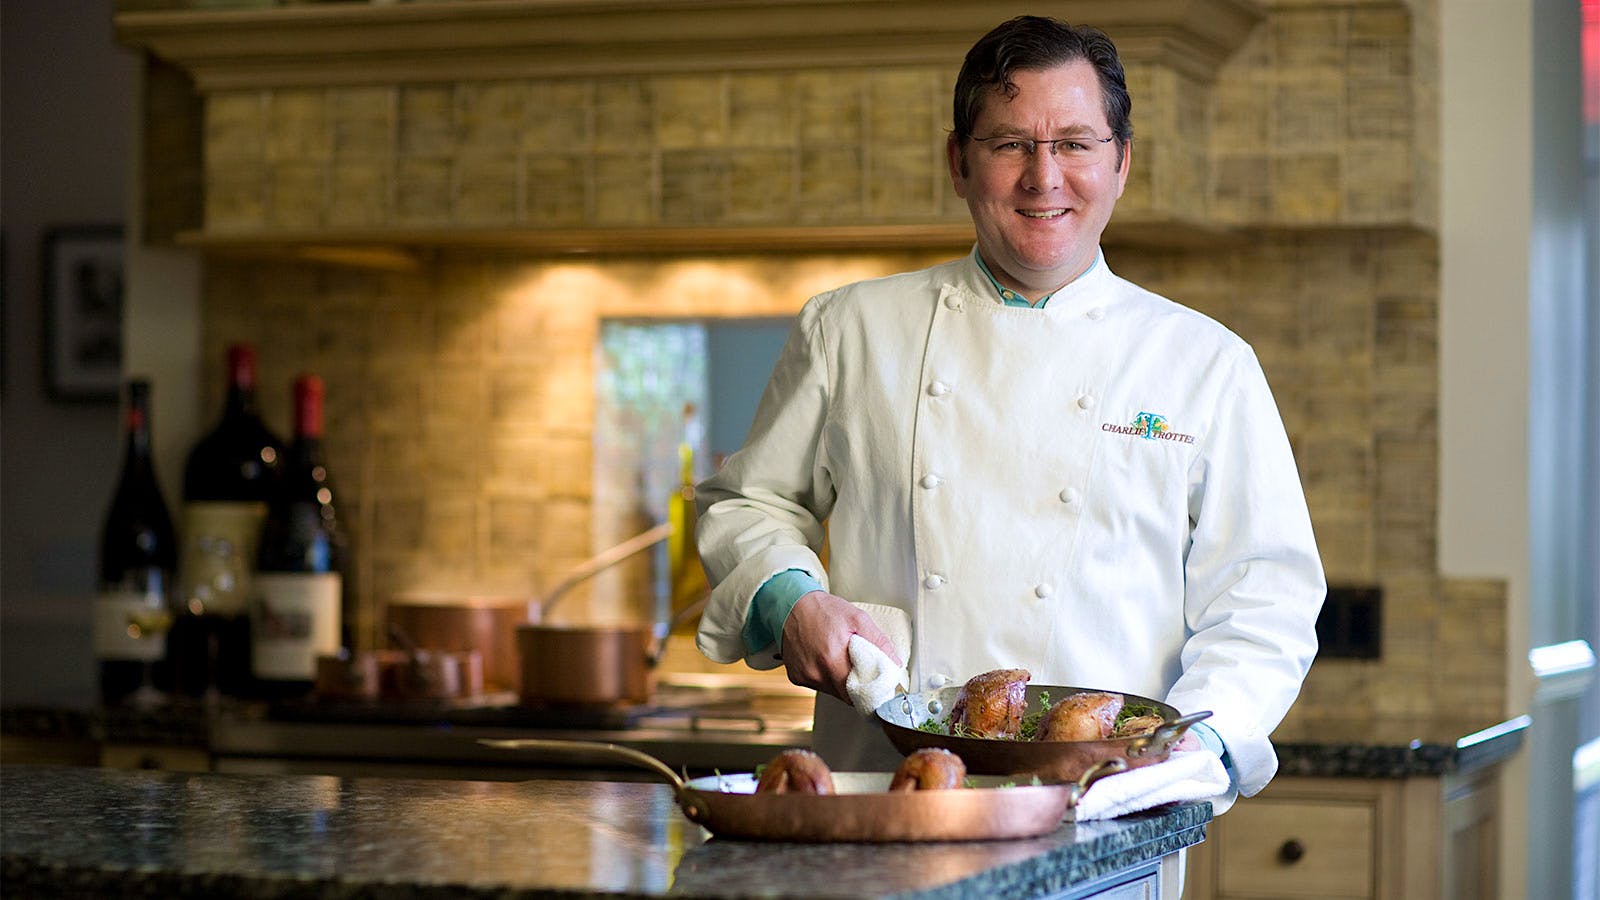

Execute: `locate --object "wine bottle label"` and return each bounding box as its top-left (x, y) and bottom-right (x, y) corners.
top-left (180, 501), bottom-right (267, 616)
top-left (250, 572), bottom-right (340, 680)
top-left (92, 591), bottom-right (171, 662)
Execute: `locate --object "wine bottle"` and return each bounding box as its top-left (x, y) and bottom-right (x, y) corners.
top-left (172, 343), bottom-right (283, 699)
top-left (94, 379), bottom-right (177, 708)
top-left (666, 402), bottom-right (709, 633)
top-left (251, 374), bottom-right (345, 699)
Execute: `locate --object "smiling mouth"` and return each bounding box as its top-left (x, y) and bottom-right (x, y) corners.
top-left (1018, 209), bottom-right (1067, 219)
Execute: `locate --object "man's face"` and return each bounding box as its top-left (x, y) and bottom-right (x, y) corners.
top-left (947, 61), bottom-right (1131, 297)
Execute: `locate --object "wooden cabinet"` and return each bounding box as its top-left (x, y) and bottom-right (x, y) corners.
top-left (1183, 767), bottom-right (1503, 899)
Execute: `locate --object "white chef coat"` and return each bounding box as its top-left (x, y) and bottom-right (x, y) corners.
top-left (694, 248), bottom-right (1324, 797)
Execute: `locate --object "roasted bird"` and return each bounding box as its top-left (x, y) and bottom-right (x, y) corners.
top-left (888, 748), bottom-right (967, 791)
top-left (755, 748), bottom-right (836, 795)
top-left (1112, 713), bottom-right (1165, 738)
top-left (1036, 691), bottom-right (1124, 741)
top-left (948, 668), bottom-right (1031, 739)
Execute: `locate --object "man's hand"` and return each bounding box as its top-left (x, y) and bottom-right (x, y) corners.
top-left (779, 590), bottom-right (903, 702)
top-left (1170, 732), bottom-right (1203, 752)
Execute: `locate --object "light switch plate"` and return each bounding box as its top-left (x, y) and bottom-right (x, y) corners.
top-left (1316, 585), bottom-right (1382, 659)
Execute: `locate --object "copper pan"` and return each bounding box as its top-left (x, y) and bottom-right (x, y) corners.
top-left (515, 596), bottom-right (706, 707)
top-left (479, 737), bottom-right (1124, 842)
top-left (876, 684), bottom-right (1211, 783)
top-left (516, 522), bottom-right (704, 708)
top-left (386, 595), bottom-right (527, 692)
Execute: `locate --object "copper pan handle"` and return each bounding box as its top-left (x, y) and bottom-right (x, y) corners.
top-left (479, 737), bottom-right (687, 791)
top-left (480, 737), bottom-right (717, 825)
top-left (536, 522), bottom-right (674, 620)
top-left (1065, 757), bottom-right (1128, 807)
top-left (1127, 710), bottom-right (1213, 758)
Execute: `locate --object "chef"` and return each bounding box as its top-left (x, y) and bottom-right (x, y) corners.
top-left (694, 15), bottom-right (1325, 804)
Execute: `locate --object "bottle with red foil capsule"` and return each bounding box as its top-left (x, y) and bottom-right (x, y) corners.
top-left (95, 379), bottom-right (177, 707)
top-left (172, 343), bottom-right (283, 700)
top-left (251, 374), bottom-right (345, 699)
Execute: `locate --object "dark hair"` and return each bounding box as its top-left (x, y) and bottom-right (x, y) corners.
top-left (952, 16), bottom-right (1132, 169)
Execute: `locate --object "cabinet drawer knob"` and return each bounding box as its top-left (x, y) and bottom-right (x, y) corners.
top-left (1278, 838), bottom-right (1306, 864)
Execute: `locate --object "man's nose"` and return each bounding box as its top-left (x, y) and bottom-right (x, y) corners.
top-left (1023, 144), bottom-right (1064, 191)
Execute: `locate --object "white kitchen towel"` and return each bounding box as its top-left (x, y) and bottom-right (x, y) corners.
top-left (852, 602), bottom-right (912, 660)
top-left (843, 602), bottom-right (912, 717)
top-left (1073, 749), bottom-right (1234, 821)
top-left (845, 635), bottom-right (908, 716)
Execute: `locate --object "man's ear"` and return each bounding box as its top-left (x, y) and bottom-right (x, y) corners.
top-left (1114, 140), bottom-right (1132, 199)
top-left (946, 134), bottom-right (969, 199)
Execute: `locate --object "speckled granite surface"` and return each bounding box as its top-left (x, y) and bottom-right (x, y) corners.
top-left (1, 765), bottom-right (1207, 899)
top-left (1271, 714), bottom-right (1530, 778)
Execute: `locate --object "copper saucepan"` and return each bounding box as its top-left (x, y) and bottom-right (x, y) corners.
top-left (876, 684), bottom-right (1211, 783)
top-left (515, 596), bottom-right (707, 707)
top-left (386, 594), bottom-right (528, 693)
top-left (479, 737), bottom-right (1124, 842)
top-left (517, 522), bottom-right (711, 707)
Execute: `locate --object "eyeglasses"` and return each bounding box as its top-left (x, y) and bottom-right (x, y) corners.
top-left (967, 134), bottom-right (1114, 167)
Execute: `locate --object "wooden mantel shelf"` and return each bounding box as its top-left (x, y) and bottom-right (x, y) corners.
top-left (174, 219), bottom-right (1241, 270)
top-left (177, 223), bottom-right (973, 270)
top-left (116, 0), bottom-right (1265, 91)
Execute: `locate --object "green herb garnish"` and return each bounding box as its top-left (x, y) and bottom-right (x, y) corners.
top-left (916, 718), bottom-right (944, 733)
top-left (947, 721), bottom-right (980, 739)
top-left (1017, 690), bottom-right (1055, 741)
top-left (1114, 703), bottom-right (1160, 727)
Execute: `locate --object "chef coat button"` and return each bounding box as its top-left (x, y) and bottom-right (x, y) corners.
top-left (1086, 307), bottom-right (1105, 321)
top-left (1035, 584), bottom-right (1054, 599)
top-left (920, 473), bottom-right (942, 489)
top-left (923, 573), bottom-right (945, 590)
top-left (928, 381), bottom-right (950, 397)
top-left (1058, 487), bottom-right (1080, 505)
top-left (1077, 395), bottom-right (1095, 411)
top-left (928, 673), bottom-right (951, 689)
top-left (943, 295), bottom-right (961, 311)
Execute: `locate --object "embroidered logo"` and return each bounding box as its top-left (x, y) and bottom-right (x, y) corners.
top-left (1101, 411), bottom-right (1195, 444)
top-left (1132, 411), bottom-right (1167, 438)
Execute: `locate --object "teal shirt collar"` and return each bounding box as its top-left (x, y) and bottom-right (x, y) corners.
top-left (974, 250), bottom-right (1102, 309)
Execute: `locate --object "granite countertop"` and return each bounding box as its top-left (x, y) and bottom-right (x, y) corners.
top-left (0, 765), bottom-right (1208, 899)
top-left (1270, 714), bottom-right (1532, 778)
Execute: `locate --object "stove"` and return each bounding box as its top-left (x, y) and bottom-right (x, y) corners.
top-left (213, 677), bottom-right (816, 780)
top-left (266, 683), bottom-right (763, 731)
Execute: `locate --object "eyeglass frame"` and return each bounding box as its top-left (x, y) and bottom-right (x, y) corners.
top-left (962, 132), bottom-right (1117, 164)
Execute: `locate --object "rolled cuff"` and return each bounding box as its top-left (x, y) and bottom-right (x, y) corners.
top-left (1167, 693), bottom-right (1278, 797)
top-left (695, 545), bottom-right (827, 670)
top-left (742, 569), bottom-right (825, 654)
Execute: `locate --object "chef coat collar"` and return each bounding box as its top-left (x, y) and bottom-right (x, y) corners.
top-left (963, 246), bottom-right (1110, 312)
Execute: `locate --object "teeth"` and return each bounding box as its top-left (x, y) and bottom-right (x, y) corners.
top-left (1020, 209), bottom-right (1066, 219)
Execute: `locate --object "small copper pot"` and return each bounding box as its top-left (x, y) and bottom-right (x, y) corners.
top-left (514, 598), bottom-right (706, 707)
top-left (513, 523), bottom-right (693, 707)
top-left (385, 648), bottom-right (485, 701)
top-left (386, 594), bottom-right (531, 692)
top-left (315, 651), bottom-right (382, 701)
top-left (515, 624), bottom-right (656, 707)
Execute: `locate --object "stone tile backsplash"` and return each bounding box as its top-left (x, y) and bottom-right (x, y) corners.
top-left (188, 0), bottom-right (1504, 728)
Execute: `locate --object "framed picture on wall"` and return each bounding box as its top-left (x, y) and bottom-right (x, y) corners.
top-left (42, 224), bottom-right (123, 402)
